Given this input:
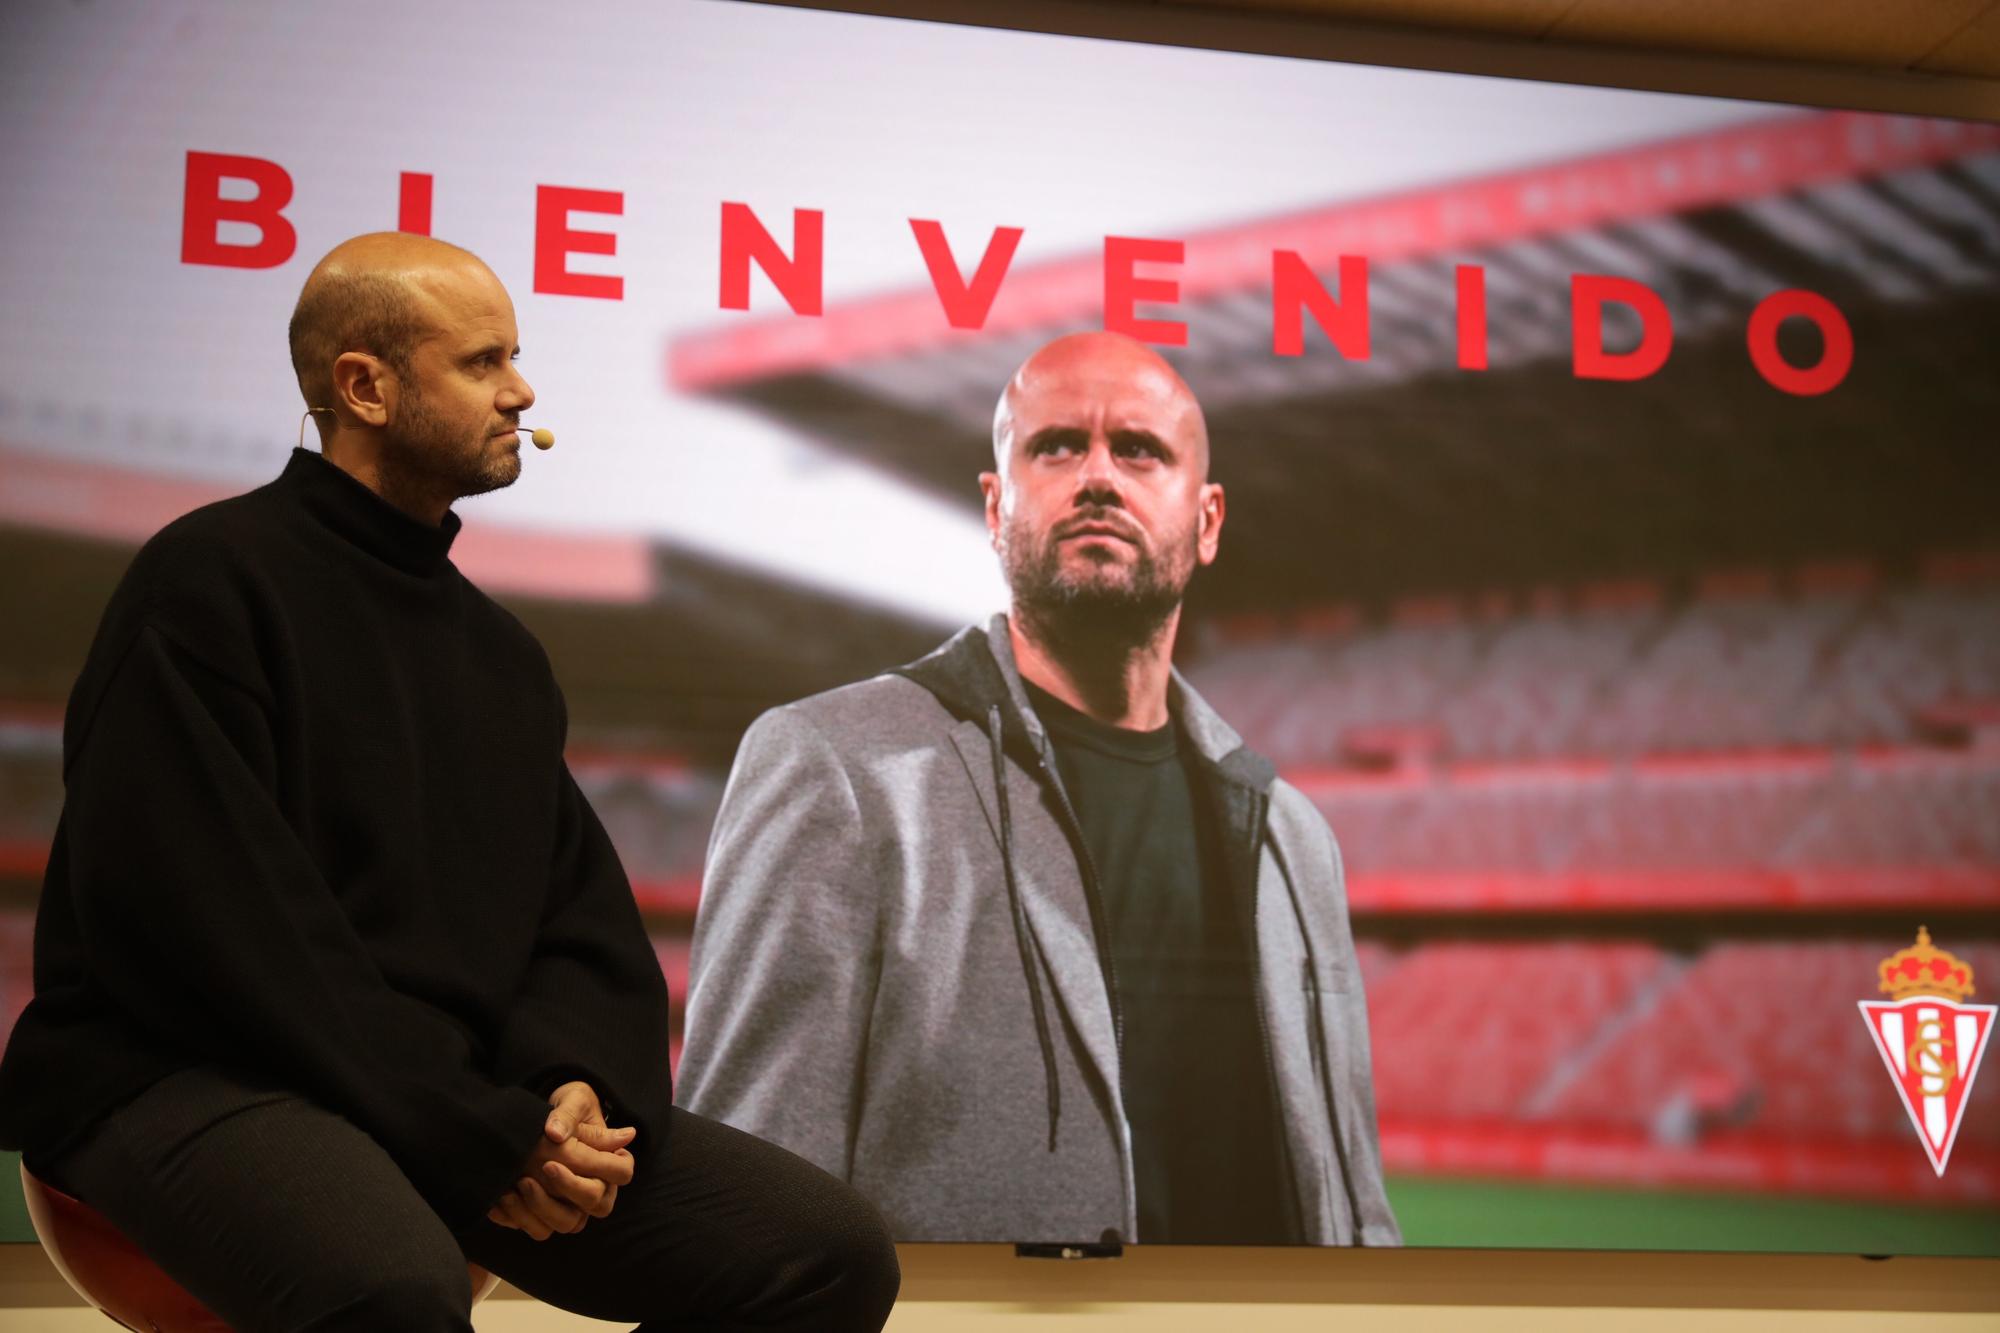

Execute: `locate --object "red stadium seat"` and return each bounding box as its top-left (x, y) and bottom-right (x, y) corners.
top-left (1366, 941), bottom-right (1669, 1121)
top-left (20, 1163), bottom-right (502, 1332)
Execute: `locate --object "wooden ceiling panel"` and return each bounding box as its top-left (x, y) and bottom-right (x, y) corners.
top-left (1147, 0), bottom-right (2000, 86)
top-left (1915, 2), bottom-right (2000, 77)
top-left (1196, 0), bottom-right (1575, 40)
top-left (1545, 0), bottom-right (1989, 70)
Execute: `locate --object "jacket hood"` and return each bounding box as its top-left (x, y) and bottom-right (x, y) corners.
top-left (893, 613), bottom-right (1278, 793)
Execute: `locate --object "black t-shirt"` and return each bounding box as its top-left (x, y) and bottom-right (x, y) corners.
top-left (1025, 682), bottom-right (1291, 1244)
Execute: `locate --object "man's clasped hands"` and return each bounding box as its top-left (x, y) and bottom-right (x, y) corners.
top-left (487, 1081), bottom-right (636, 1240)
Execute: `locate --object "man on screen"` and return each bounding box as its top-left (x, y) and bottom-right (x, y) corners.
top-left (680, 331), bottom-right (1399, 1246)
top-left (0, 233), bottom-right (898, 1331)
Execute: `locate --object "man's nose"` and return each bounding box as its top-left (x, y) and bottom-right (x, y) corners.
top-left (1075, 435), bottom-right (1121, 492)
top-left (504, 366), bottom-right (536, 413)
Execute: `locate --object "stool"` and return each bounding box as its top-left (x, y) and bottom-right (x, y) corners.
top-left (20, 1162), bottom-right (502, 1331)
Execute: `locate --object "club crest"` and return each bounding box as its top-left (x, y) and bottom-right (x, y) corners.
top-left (1857, 927), bottom-right (1994, 1177)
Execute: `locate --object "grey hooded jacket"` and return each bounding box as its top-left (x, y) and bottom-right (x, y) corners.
top-left (678, 615), bottom-right (1400, 1245)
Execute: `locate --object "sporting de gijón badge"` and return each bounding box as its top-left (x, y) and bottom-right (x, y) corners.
top-left (1858, 928), bottom-right (1995, 1177)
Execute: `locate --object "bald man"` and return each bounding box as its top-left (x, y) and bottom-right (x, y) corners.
top-left (0, 233), bottom-right (898, 1331)
top-left (680, 332), bottom-right (1400, 1247)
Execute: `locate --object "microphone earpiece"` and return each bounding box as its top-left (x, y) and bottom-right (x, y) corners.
top-left (527, 426), bottom-right (554, 450)
top-left (298, 407), bottom-right (335, 449)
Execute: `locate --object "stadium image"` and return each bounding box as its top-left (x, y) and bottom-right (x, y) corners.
top-left (657, 108), bottom-right (2000, 1253)
top-left (2, 24), bottom-right (1997, 1260)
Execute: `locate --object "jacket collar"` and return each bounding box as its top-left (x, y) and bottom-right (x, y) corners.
top-left (895, 612), bottom-right (1277, 793)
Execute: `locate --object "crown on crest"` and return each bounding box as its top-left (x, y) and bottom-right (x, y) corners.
top-left (1878, 926), bottom-right (1975, 1002)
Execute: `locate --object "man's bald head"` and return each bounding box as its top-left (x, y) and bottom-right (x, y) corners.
top-left (992, 331), bottom-right (1209, 478)
top-left (288, 232), bottom-right (492, 416)
top-left (981, 330), bottom-right (1225, 654)
top-left (284, 233), bottom-right (534, 520)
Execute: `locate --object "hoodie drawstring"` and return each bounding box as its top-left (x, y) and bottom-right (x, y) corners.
top-left (989, 704), bottom-right (1062, 1152)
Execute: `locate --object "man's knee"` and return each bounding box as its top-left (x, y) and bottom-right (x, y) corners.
top-left (800, 1178), bottom-right (900, 1328)
top-left (302, 1257), bottom-right (473, 1333)
top-left (843, 1210), bottom-right (901, 1327)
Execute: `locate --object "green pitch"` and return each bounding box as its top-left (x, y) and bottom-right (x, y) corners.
top-left (3, 1152), bottom-right (28, 1244)
top-left (1385, 1175), bottom-right (2000, 1257)
top-left (3, 1152), bottom-right (1994, 1258)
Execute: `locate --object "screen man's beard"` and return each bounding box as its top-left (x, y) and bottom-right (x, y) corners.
top-left (1003, 520), bottom-right (1196, 653)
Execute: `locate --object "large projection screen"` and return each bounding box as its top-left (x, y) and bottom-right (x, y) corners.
top-left (1, 0), bottom-right (1996, 1259)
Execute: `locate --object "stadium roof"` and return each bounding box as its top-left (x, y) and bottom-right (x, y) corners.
top-left (670, 111), bottom-right (2000, 610)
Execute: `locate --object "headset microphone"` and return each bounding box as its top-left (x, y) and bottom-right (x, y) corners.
top-left (299, 408), bottom-right (553, 450)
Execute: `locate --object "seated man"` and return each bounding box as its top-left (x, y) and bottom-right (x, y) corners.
top-left (0, 233), bottom-right (898, 1332)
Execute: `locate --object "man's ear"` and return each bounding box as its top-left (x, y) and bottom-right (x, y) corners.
top-left (331, 351), bottom-right (393, 429)
top-left (979, 471), bottom-right (1004, 549)
top-left (1196, 482), bottom-right (1225, 566)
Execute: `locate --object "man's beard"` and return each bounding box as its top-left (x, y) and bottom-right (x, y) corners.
top-left (380, 380), bottom-right (520, 508)
top-left (1002, 509), bottom-right (1196, 651)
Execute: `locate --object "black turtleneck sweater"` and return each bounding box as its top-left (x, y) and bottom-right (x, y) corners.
top-left (0, 449), bottom-right (673, 1228)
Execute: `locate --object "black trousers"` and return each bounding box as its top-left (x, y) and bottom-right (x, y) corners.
top-left (49, 1067), bottom-right (899, 1332)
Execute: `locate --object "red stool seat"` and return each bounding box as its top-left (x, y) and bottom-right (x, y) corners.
top-left (20, 1162), bottom-right (502, 1331)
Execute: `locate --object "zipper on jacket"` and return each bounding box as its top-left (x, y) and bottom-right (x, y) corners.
top-left (1036, 751), bottom-right (1126, 1060)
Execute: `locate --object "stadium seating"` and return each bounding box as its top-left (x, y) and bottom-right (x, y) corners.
top-left (1365, 941), bottom-right (1669, 1122)
top-left (1356, 937), bottom-right (2000, 1152)
top-left (1789, 753), bottom-right (2000, 866)
top-left (1547, 941), bottom-right (2000, 1147)
top-left (1188, 570), bottom-right (2000, 763)
top-left (1185, 608), bottom-right (1481, 767)
top-left (1352, 939), bottom-right (1399, 994)
top-left (0, 709), bottom-right (63, 852)
top-left (580, 766), bottom-right (723, 885)
top-left (1305, 747), bottom-right (1997, 884)
top-left (652, 933), bottom-right (691, 1076)
top-left (0, 909), bottom-right (32, 1037)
